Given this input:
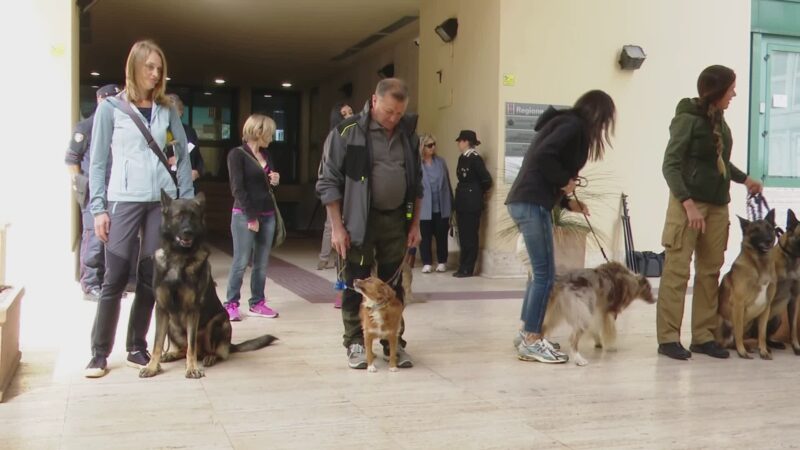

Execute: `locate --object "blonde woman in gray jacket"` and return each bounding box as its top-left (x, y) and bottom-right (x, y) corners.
top-left (418, 133), bottom-right (454, 273)
top-left (85, 40), bottom-right (194, 378)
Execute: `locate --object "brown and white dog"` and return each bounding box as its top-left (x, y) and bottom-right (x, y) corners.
top-left (353, 277), bottom-right (404, 372)
top-left (541, 261), bottom-right (655, 366)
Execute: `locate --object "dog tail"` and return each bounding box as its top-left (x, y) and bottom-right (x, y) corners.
top-left (230, 334), bottom-right (278, 353)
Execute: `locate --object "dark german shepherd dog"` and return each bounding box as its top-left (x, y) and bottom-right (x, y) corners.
top-left (139, 191), bottom-right (277, 379)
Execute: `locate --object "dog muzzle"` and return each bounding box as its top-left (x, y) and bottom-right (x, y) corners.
top-left (175, 236), bottom-right (194, 248)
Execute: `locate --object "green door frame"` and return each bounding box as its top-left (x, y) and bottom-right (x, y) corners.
top-left (749, 34), bottom-right (800, 187)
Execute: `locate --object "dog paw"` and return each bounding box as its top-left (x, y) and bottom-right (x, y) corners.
top-left (594, 342), bottom-right (603, 349)
top-left (760, 351), bottom-right (773, 360)
top-left (185, 368), bottom-right (205, 379)
top-left (389, 366), bottom-right (398, 372)
top-left (139, 365), bottom-right (161, 378)
top-left (793, 346), bottom-right (800, 356)
top-left (574, 356), bottom-right (589, 366)
top-left (738, 352), bottom-right (753, 360)
top-left (367, 365), bottom-right (377, 373)
top-left (202, 356), bottom-right (218, 367)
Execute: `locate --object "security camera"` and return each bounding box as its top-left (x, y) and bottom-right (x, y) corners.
top-left (413, 37), bottom-right (420, 47)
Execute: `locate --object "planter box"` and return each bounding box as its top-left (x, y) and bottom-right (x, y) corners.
top-left (0, 286), bottom-right (23, 402)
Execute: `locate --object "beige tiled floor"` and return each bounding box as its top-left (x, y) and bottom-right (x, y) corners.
top-left (2, 239), bottom-right (800, 449)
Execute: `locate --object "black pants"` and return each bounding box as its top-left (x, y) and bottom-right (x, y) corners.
top-left (341, 208), bottom-right (407, 350)
top-left (91, 202), bottom-right (160, 357)
top-left (419, 212), bottom-right (449, 265)
top-left (456, 211), bottom-right (481, 275)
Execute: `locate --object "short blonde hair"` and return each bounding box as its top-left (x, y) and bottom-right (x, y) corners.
top-left (125, 40), bottom-right (169, 105)
top-left (419, 133), bottom-right (437, 156)
top-left (242, 114), bottom-right (276, 143)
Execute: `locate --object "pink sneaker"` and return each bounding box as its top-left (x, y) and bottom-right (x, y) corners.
top-left (225, 303), bottom-right (241, 322)
top-left (248, 300), bottom-right (278, 318)
top-left (333, 295), bottom-right (342, 309)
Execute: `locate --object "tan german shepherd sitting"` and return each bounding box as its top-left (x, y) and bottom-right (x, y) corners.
top-left (140, 191), bottom-right (277, 379)
top-left (353, 277), bottom-right (404, 372)
top-left (762, 210), bottom-right (800, 354)
top-left (716, 210), bottom-right (777, 359)
top-left (541, 261), bottom-right (655, 366)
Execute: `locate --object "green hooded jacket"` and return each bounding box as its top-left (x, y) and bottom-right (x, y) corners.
top-left (662, 98), bottom-right (747, 205)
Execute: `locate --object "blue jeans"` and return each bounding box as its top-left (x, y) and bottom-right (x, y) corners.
top-left (507, 202), bottom-right (555, 334)
top-left (226, 213), bottom-right (276, 307)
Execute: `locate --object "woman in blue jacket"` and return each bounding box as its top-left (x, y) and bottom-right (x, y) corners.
top-left (85, 40), bottom-right (194, 378)
top-left (506, 90), bottom-right (616, 364)
top-left (418, 133), bottom-right (454, 273)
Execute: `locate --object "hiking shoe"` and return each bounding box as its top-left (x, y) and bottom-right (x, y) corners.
top-left (333, 295), bottom-right (342, 309)
top-left (248, 300), bottom-right (278, 318)
top-left (84, 355), bottom-right (108, 378)
top-left (435, 263), bottom-right (447, 273)
top-left (658, 342), bottom-right (692, 360)
top-left (513, 331), bottom-right (560, 351)
top-left (383, 346), bottom-right (414, 368)
top-left (347, 343), bottom-right (367, 369)
top-left (517, 338), bottom-right (567, 364)
top-left (689, 341), bottom-right (730, 359)
top-left (421, 265), bottom-right (432, 273)
top-left (83, 287), bottom-right (101, 302)
top-left (126, 350), bottom-right (151, 369)
top-left (226, 302), bottom-right (242, 322)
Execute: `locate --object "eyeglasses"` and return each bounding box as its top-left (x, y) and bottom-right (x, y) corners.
top-left (424, 143), bottom-right (436, 148)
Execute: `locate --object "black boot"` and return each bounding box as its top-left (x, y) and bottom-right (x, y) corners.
top-left (689, 341), bottom-right (730, 359)
top-left (658, 342), bottom-right (692, 360)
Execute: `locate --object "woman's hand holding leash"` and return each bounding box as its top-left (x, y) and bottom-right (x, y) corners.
top-left (682, 199), bottom-right (706, 234)
top-left (94, 213), bottom-right (111, 243)
top-left (567, 198), bottom-right (589, 215)
top-left (744, 176), bottom-right (763, 195)
top-left (268, 172), bottom-right (280, 186)
top-left (562, 178), bottom-right (577, 195)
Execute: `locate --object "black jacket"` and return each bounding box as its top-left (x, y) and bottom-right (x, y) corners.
top-left (227, 144), bottom-right (275, 220)
top-left (505, 107), bottom-right (589, 210)
top-left (454, 150), bottom-right (492, 214)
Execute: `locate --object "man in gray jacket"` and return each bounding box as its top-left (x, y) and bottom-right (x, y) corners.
top-left (317, 78), bottom-right (423, 369)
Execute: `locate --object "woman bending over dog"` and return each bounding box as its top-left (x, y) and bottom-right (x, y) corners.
top-left (505, 90), bottom-right (616, 364)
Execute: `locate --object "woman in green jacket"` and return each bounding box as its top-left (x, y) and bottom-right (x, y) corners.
top-left (656, 65), bottom-right (763, 361)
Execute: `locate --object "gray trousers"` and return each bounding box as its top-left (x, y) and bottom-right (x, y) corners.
top-left (90, 202), bottom-right (161, 357)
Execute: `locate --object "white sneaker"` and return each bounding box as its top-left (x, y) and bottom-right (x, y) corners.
top-left (435, 263), bottom-right (447, 272)
top-left (421, 265), bottom-right (432, 273)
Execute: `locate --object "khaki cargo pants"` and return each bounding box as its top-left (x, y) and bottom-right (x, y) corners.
top-left (656, 194), bottom-right (729, 345)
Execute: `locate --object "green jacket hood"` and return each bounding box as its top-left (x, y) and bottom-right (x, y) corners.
top-left (675, 97), bottom-right (705, 117)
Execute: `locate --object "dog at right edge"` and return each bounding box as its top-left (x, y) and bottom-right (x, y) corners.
top-left (716, 210), bottom-right (777, 359)
top-left (541, 261), bottom-right (655, 366)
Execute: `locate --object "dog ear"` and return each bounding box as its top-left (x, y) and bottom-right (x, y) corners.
top-left (160, 189), bottom-right (172, 209)
top-left (194, 192), bottom-right (206, 210)
top-left (788, 209), bottom-right (799, 233)
top-left (737, 215), bottom-right (750, 233)
top-left (765, 209), bottom-right (776, 227)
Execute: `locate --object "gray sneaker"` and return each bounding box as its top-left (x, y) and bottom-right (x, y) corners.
top-left (347, 343), bottom-right (367, 369)
top-left (542, 338), bottom-right (569, 362)
top-left (517, 338), bottom-right (568, 364)
top-left (513, 331), bottom-right (560, 351)
top-left (383, 346), bottom-right (414, 368)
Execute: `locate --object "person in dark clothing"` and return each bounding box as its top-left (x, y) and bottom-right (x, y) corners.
top-left (505, 90), bottom-right (616, 364)
top-left (453, 130), bottom-right (492, 278)
top-left (65, 84), bottom-right (121, 302)
top-left (166, 93), bottom-right (205, 194)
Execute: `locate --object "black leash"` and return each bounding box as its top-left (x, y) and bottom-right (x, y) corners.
top-left (746, 193), bottom-right (770, 221)
top-left (571, 176), bottom-right (609, 263)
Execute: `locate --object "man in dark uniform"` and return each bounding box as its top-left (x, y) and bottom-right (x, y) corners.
top-left (65, 84), bottom-right (120, 302)
top-left (453, 130), bottom-right (493, 277)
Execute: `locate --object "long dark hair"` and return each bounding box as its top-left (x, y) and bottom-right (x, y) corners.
top-left (696, 65), bottom-right (735, 177)
top-left (573, 90), bottom-right (615, 162)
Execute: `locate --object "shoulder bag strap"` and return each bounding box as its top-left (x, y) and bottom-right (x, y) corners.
top-left (110, 98), bottom-right (179, 196)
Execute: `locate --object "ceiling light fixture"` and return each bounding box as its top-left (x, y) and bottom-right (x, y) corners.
top-left (90, 71), bottom-right (100, 76)
top-left (263, 94), bottom-right (272, 98)
top-left (204, 92), bottom-right (212, 96)
top-left (166, 77), bottom-right (172, 81)
top-left (214, 78), bottom-right (226, 85)
top-left (281, 82), bottom-right (292, 88)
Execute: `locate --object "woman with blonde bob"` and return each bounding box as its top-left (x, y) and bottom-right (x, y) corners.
top-left (418, 133), bottom-right (454, 273)
top-left (85, 40), bottom-right (194, 378)
top-left (224, 114), bottom-right (281, 321)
